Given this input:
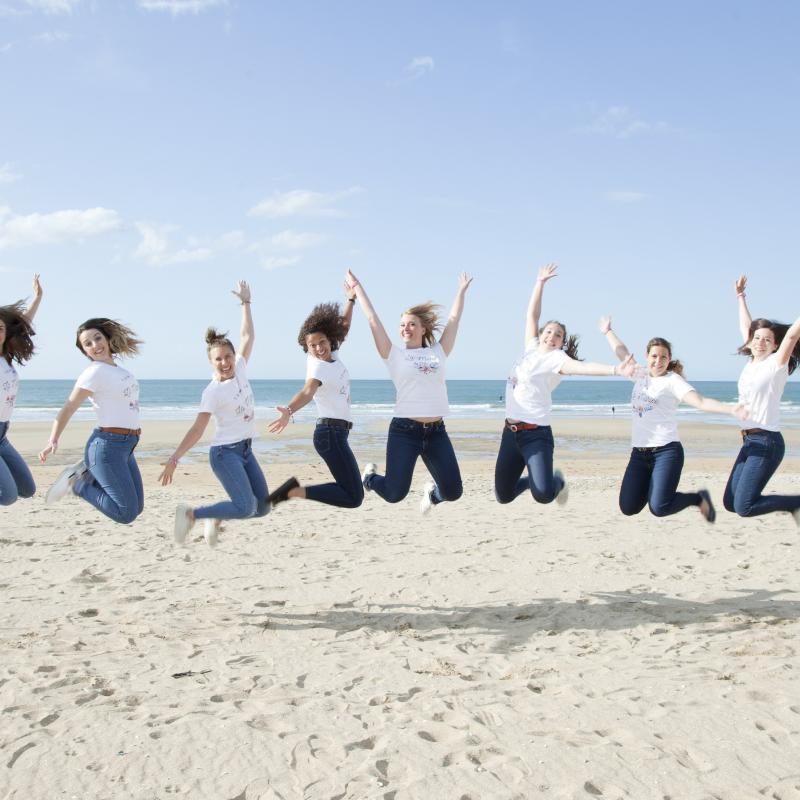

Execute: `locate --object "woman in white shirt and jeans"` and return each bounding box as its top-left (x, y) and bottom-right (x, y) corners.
top-left (349, 269), bottom-right (472, 514)
top-left (0, 274), bottom-right (43, 508)
top-left (267, 282), bottom-right (363, 508)
top-left (599, 319), bottom-right (747, 522)
top-left (496, 264), bottom-right (634, 507)
top-left (159, 281), bottom-right (268, 546)
top-left (40, 317), bottom-right (144, 524)
top-left (724, 275), bottom-right (800, 521)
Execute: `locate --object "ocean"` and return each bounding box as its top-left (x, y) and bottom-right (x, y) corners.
top-left (14, 379), bottom-right (800, 427)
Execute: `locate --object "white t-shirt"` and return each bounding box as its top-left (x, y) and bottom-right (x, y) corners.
top-left (505, 339), bottom-right (570, 425)
top-left (384, 342), bottom-right (449, 418)
top-left (0, 359), bottom-right (19, 424)
top-left (199, 354), bottom-right (257, 445)
top-left (630, 369), bottom-right (694, 447)
top-left (738, 354), bottom-right (788, 432)
top-left (306, 353), bottom-right (351, 422)
top-left (75, 361), bottom-right (140, 428)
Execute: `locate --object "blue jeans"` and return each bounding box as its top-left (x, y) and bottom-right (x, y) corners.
top-left (0, 422), bottom-right (36, 506)
top-left (619, 441), bottom-right (700, 517)
top-left (74, 429), bottom-right (144, 524)
top-left (305, 421), bottom-right (364, 508)
top-left (194, 438), bottom-right (269, 520)
top-left (365, 418), bottom-right (463, 504)
top-left (723, 430), bottom-right (800, 517)
top-left (494, 425), bottom-right (564, 504)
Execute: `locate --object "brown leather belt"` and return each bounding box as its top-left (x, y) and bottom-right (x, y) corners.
top-left (506, 419), bottom-right (540, 432)
top-left (741, 428), bottom-right (767, 439)
top-left (99, 427), bottom-right (142, 436)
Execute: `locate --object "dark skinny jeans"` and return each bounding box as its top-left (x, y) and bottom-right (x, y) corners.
top-left (723, 430), bottom-right (800, 517)
top-left (304, 421), bottom-right (364, 508)
top-left (494, 425), bottom-right (565, 504)
top-left (619, 441), bottom-right (701, 517)
top-left (365, 418), bottom-right (463, 505)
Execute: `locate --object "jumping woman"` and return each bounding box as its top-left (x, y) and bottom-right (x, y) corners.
top-left (1, 274), bottom-right (43, 508)
top-left (267, 280), bottom-right (363, 509)
top-left (159, 281), bottom-right (268, 547)
top-left (723, 275), bottom-right (800, 521)
top-left (495, 263), bottom-right (634, 507)
top-left (348, 269), bottom-right (472, 514)
top-left (40, 316), bottom-right (144, 524)
top-left (599, 316), bottom-right (747, 522)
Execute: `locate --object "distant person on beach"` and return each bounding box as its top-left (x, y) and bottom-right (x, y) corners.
top-left (599, 317), bottom-right (748, 522)
top-left (724, 275), bottom-right (800, 522)
top-left (0, 274), bottom-right (43, 508)
top-left (495, 264), bottom-right (635, 507)
top-left (159, 281), bottom-right (268, 547)
top-left (40, 316), bottom-right (144, 525)
top-left (266, 280), bottom-right (363, 510)
top-left (348, 269), bottom-right (472, 514)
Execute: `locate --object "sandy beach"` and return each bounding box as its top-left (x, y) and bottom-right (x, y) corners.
top-left (2, 419), bottom-right (800, 799)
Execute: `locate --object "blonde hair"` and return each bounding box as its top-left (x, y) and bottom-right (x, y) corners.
top-left (75, 318), bottom-right (142, 358)
top-left (403, 302), bottom-right (443, 347)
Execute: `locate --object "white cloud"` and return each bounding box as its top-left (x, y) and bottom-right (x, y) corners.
top-left (606, 191), bottom-right (648, 204)
top-left (34, 29), bottom-right (70, 43)
top-left (216, 229), bottom-right (245, 249)
top-left (0, 206), bottom-right (121, 248)
top-left (586, 106), bottom-right (667, 139)
top-left (261, 255), bottom-right (301, 271)
top-left (0, 42), bottom-right (13, 53)
top-left (24, 0), bottom-right (80, 13)
top-left (134, 222), bottom-right (212, 266)
top-left (0, 163), bottom-right (21, 183)
top-left (404, 55), bottom-right (434, 79)
top-left (137, 0), bottom-right (227, 15)
top-left (270, 229), bottom-right (324, 250)
top-left (248, 187), bottom-right (363, 219)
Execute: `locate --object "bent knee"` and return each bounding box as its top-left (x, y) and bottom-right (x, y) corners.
top-left (0, 492), bottom-right (19, 506)
top-left (254, 497), bottom-right (270, 518)
top-left (619, 504), bottom-right (640, 517)
top-left (648, 505), bottom-right (670, 518)
top-left (440, 484), bottom-right (463, 502)
top-left (118, 508), bottom-right (141, 524)
top-left (532, 492), bottom-right (555, 505)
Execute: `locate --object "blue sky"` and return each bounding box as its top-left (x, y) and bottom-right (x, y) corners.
top-left (2, 0), bottom-right (798, 381)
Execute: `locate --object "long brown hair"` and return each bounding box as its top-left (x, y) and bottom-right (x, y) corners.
top-left (0, 301), bottom-right (35, 365)
top-left (738, 318), bottom-right (799, 375)
top-left (646, 337), bottom-right (684, 376)
top-left (542, 319), bottom-right (581, 360)
top-left (75, 318), bottom-right (142, 358)
top-left (205, 327), bottom-right (235, 355)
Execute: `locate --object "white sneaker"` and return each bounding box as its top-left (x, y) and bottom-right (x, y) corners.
top-left (45, 460), bottom-right (86, 505)
top-left (554, 470), bottom-right (569, 506)
top-left (420, 481), bottom-right (436, 515)
top-left (361, 462), bottom-right (377, 491)
top-left (792, 508), bottom-right (800, 529)
top-left (204, 519), bottom-right (220, 548)
top-left (173, 504), bottom-right (194, 545)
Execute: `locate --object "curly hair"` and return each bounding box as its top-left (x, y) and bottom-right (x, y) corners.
top-left (542, 319), bottom-right (582, 360)
top-left (205, 327), bottom-right (235, 355)
top-left (738, 318), bottom-right (800, 375)
top-left (646, 337), bottom-right (684, 376)
top-left (403, 302), bottom-right (443, 348)
top-left (297, 302), bottom-right (348, 352)
top-left (75, 318), bottom-right (142, 359)
top-left (0, 301), bottom-right (35, 365)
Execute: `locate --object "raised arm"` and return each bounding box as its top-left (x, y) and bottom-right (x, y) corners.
top-left (525, 263), bottom-right (557, 347)
top-left (438, 272), bottom-right (473, 356)
top-left (232, 280), bottom-right (254, 362)
top-left (560, 353), bottom-right (636, 378)
top-left (735, 275), bottom-right (752, 345)
top-left (38, 386), bottom-right (92, 462)
top-left (158, 412), bottom-right (212, 485)
top-left (598, 316), bottom-right (632, 362)
top-left (776, 316), bottom-right (800, 368)
top-left (346, 269), bottom-right (391, 359)
top-left (681, 390), bottom-right (749, 420)
top-left (22, 273), bottom-right (43, 324)
top-left (268, 378), bottom-right (320, 434)
top-left (340, 277), bottom-right (356, 339)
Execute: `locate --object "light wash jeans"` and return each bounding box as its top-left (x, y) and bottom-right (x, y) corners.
top-left (0, 421), bottom-right (36, 506)
top-left (193, 438), bottom-right (269, 520)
